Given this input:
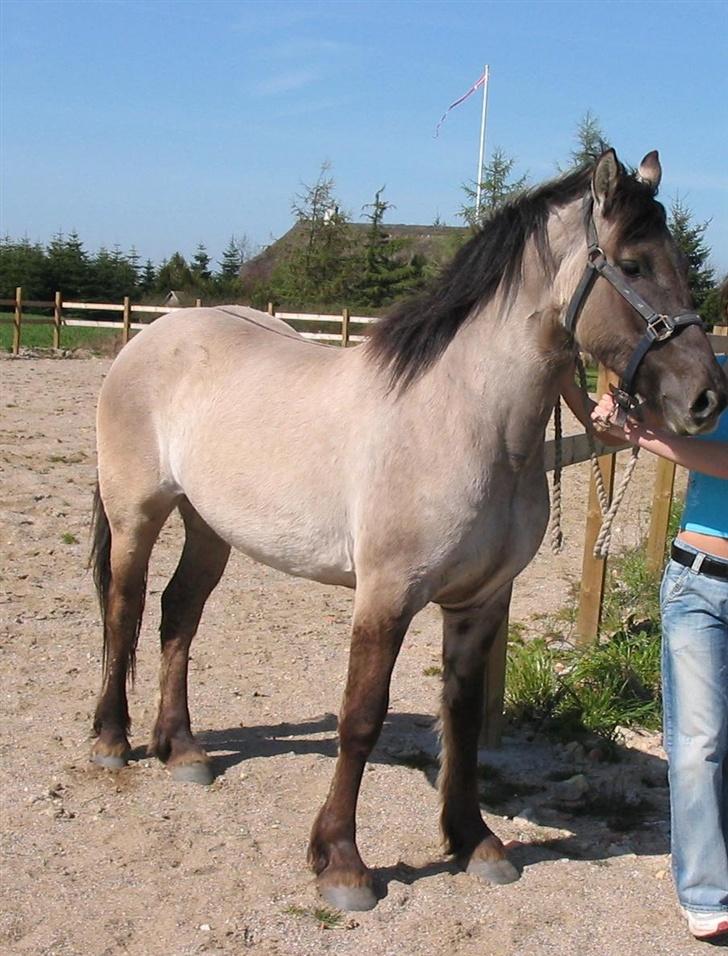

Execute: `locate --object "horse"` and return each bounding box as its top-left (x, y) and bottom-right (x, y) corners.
top-left (90, 149), bottom-right (726, 911)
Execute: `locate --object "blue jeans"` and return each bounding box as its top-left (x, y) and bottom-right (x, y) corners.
top-left (661, 544), bottom-right (728, 914)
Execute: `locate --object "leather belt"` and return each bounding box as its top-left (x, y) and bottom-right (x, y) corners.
top-left (671, 543), bottom-right (728, 580)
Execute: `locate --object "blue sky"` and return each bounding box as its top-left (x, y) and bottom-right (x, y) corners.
top-left (1, 0), bottom-right (727, 273)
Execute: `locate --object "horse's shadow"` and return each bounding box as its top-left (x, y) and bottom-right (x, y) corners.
top-left (128, 710), bottom-right (677, 897)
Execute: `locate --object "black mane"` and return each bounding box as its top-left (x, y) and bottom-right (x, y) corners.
top-left (366, 161), bottom-right (663, 389)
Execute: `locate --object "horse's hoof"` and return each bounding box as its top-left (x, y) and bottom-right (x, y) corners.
top-left (318, 880), bottom-right (378, 912)
top-left (90, 753), bottom-right (128, 770)
top-left (466, 857), bottom-right (520, 885)
top-left (170, 761), bottom-right (214, 785)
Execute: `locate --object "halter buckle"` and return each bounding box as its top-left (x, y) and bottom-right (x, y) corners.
top-left (646, 313), bottom-right (674, 342)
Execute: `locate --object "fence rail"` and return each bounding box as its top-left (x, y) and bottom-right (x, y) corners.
top-left (3, 288), bottom-right (726, 745)
top-left (0, 289), bottom-right (377, 351)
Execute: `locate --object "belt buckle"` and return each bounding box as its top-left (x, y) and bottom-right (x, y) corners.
top-left (690, 552), bottom-right (706, 573)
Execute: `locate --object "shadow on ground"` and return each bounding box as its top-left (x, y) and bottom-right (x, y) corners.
top-left (126, 709), bottom-right (676, 895)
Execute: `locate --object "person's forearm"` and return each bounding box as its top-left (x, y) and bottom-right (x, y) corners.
top-left (627, 424), bottom-right (728, 478)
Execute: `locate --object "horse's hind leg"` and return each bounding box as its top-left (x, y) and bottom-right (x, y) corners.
top-left (308, 581), bottom-right (414, 911)
top-left (91, 489), bottom-right (172, 768)
top-left (149, 498), bottom-right (230, 785)
top-left (439, 586), bottom-right (519, 885)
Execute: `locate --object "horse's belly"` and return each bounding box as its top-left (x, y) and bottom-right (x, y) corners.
top-left (228, 524), bottom-right (356, 587)
top-left (181, 480), bottom-right (356, 588)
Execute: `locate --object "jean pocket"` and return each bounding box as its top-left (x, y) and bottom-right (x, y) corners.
top-left (661, 563), bottom-right (691, 606)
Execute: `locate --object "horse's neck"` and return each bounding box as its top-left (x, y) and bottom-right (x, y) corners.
top-left (443, 197), bottom-right (584, 434)
top-left (438, 291), bottom-right (571, 435)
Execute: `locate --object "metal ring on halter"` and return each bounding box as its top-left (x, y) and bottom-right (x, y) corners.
top-left (587, 245), bottom-right (605, 263)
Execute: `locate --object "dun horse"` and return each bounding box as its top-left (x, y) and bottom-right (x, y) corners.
top-left (91, 150), bottom-right (726, 910)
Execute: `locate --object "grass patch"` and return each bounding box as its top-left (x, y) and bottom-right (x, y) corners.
top-left (61, 532), bottom-right (79, 545)
top-left (0, 312), bottom-right (122, 353)
top-left (283, 904), bottom-right (345, 929)
top-left (505, 629), bottom-right (662, 743)
top-left (422, 664), bottom-right (442, 677)
top-left (507, 505), bottom-right (687, 742)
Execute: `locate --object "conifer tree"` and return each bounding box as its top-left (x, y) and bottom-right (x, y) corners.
top-left (459, 147), bottom-right (528, 228)
top-left (46, 230), bottom-right (91, 298)
top-left (191, 242), bottom-right (212, 281)
top-left (353, 187), bottom-right (426, 307)
top-left (669, 196), bottom-right (717, 321)
top-left (568, 110), bottom-right (609, 167)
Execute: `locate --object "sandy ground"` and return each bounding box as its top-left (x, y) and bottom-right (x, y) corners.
top-left (0, 352), bottom-right (717, 956)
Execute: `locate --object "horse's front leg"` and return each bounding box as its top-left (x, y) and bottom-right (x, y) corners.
top-left (308, 592), bottom-right (412, 911)
top-left (439, 587), bottom-right (519, 885)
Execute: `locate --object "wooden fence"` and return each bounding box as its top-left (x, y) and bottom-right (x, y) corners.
top-left (2, 288), bottom-right (726, 744)
top-left (0, 288), bottom-right (373, 352)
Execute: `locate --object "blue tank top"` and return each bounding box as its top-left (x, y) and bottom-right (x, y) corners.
top-left (681, 353), bottom-right (728, 539)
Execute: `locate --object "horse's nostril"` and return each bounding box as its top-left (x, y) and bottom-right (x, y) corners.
top-left (691, 389), bottom-right (720, 422)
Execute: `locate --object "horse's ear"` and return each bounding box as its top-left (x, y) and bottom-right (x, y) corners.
top-left (637, 150), bottom-right (662, 191)
top-left (591, 149), bottom-right (621, 207)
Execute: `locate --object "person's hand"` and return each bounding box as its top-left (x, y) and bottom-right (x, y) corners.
top-left (591, 393), bottom-right (619, 431)
top-left (591, 393), bottom-right (641, 442)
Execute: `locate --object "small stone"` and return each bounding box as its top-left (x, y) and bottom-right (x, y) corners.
top-left (655, 869), bottom-right (668, 881)
top-left (564, 741), bottom-right (587, 762)
top-left (553, 773), bottom-right (589, 803)
top-left (513, 806), bottom-right (538, 824)
top-left (199, 924), bottom-right (211, 933)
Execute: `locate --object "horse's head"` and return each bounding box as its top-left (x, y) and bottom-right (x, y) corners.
top-left (564, 148), bottom-right (726, 434)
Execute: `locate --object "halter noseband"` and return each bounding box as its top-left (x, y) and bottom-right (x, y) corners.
top-left (563, 192), bottom-right (703, 414)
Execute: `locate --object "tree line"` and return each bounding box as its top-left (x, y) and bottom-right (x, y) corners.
top-left (1, 113), bottom-right (722, 320)
top-left (0, 232), bottom-right (252, 304)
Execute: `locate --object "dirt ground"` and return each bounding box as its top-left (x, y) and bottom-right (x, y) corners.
top-left (0, 352), bottom-right (718, 956)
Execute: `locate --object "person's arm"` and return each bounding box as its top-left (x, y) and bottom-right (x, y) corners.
top-left (559, 365), bottom-right (626, 448)
top-left (591, 393), bottom-right (728, 479)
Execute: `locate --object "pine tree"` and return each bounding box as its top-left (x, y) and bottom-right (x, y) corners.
top-left (127, 245), bottom-right (142, 283)
top-left (156, 252), bottom-right (194, 292)
top-left (274, 163), bottom-right (354, 306)
top-left (568, 110), bottom-right (609, 167)
top-left (191, 242), bottom-right (212, 281)
top-left (218, 237), bottom-right (243, 280)
top-left (352, 187), bottom-right (426, 307)
top-left (459, 147), bottom-right (528, 228)
top-left (669, 196), bottom-right (717, 321)
top-left (46, 230), bottom-right (91, 298)
top-left (0, 236), bottom-right (48, 298)
top-left (140, 259), bottom-right (157, 295)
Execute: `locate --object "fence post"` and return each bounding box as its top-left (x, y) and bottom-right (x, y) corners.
top-left (575, 365), bottom-right (617, 644)
top-left (646, 458), bottom-right (677, 575)
top-left (122, 296), bottom-right (131, 344)
top-left (53, 291), bottom-right (63, 350)
top-left (195, 298), bottom-right (202, 308)
top-left (12, 287), bottom-right (22, 355)
top-left (341, 307), bottom-right (350, 347)
top-left (481, 612), bottom-right (509, 748)
top-left (267, 301), bottom-right (275, 316)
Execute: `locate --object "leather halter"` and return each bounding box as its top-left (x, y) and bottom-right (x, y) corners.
top-left (563, 192), bottom-right (703, 414)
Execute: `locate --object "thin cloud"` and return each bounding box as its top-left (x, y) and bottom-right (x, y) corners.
top-left (253, 69), bottom-right (320, 97)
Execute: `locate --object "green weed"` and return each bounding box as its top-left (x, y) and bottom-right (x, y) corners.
top-left (283, 904), bottom-right (345, 929)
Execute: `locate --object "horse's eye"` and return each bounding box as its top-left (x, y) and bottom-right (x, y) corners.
top-left (619, 259), bottom-right (641, 277)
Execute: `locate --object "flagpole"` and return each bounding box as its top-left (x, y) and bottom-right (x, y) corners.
top-left (474, 65), bottom-right (490, 221)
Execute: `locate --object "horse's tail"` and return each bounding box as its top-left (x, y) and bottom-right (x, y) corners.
top-left (90, 482), bottom-right (113, 677)
top-left (90, 482), bottom-right (146, 689)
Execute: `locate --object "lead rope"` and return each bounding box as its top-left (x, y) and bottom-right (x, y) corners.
top-left (549, 398), bottom-right (564, 553)
top-left (549, 356), bottom-right (640, 559)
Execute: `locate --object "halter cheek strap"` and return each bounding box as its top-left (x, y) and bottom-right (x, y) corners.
top-left (564, 193), bottom-right (704, 413)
